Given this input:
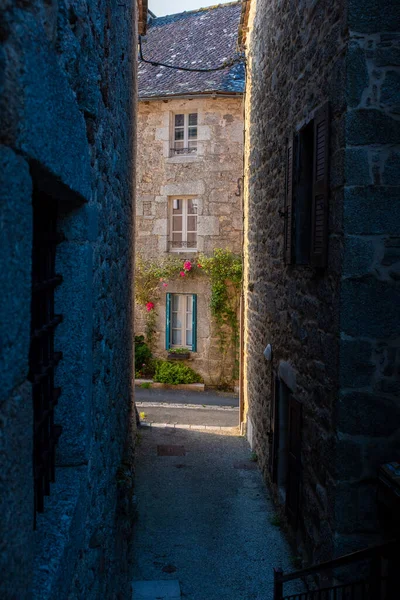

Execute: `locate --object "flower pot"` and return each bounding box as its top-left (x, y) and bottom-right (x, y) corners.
top-left (167, 352), bottom-right (190, 360)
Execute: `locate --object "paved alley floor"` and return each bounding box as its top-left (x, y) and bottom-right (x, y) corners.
top-left (132, 424), bottom-right (304, 600)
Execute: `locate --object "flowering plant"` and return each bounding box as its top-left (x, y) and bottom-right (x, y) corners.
top-left (183, 260), bottom-right (192, 271)
top-left (146, 302), bottom-right (155, 312)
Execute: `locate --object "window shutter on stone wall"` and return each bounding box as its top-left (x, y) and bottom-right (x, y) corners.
top-left (310, 103), bottom-right (329, 268)
top-left (268, 374), bottom-right (280, 483)
top-left (192, 294), bottom-right (197, 352)
top-left (165, 293), bottom-right (171, 350)
top-left (285, 395), bottom-right (302, 528)
top-left (284, 135), bottom-right (295, 265)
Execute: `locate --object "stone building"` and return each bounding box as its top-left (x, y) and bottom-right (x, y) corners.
top-left (0, 1), bottom-right (145, 598)
top-left (240, 0), bottom-right (400, 567)
top-left (136, 3), bottom-right (245, 387)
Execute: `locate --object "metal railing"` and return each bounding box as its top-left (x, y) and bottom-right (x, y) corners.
top-left (168, 240), bottom-right (197, 251)
top-left (273, 540), bottom-right (398, 600)
top-left (169, 147), bottom-right (197, 156)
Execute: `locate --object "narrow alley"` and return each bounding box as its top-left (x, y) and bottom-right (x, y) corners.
top-left (132, 390), bottom-right (303, 600)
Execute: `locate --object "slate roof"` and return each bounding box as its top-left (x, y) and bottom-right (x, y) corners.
top-left (138, 2), bottom-right (245, 99)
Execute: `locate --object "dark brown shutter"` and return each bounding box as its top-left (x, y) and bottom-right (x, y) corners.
top-left (285, 395), bottom-right (302, 528)
top-left (284, 135), bottom-right (295, 265)
top-left (268, 374), bottom-right (280, 483)
top-left (310, 103), bottom-right (329, 268)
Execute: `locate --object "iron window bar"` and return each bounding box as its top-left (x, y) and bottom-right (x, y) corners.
top-left (29, 193), bottom-right (63, 524)
top-left (169, 147), bottom-right (197, 156)
top-left (168, 240), bottom-right (197, 251)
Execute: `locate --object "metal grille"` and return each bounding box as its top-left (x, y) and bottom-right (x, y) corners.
top-left (168, 240), bottom-right (197, 251)
top-left (169, 147), bottom-right (197, 156)
top-left (29, 193), bottom-right (63, 520)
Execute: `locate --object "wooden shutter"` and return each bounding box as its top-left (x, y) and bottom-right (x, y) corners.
top-left (268, 374), bottom-right (280, 483)
top-left (191, 294), bottom-right (197, 352)
top-left (165, 293), bottom-right (171, 350)
top-left (285, 395), bottom-right (302, 528)
top-left (284, 135), bottom-right (295, 265)
top-left (310, 103), bottom-right (329, 268)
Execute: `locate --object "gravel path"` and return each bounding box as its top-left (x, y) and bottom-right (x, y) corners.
top-left (132, 425), bottom-right (304, 599)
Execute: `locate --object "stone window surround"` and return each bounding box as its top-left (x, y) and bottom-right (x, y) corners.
top-left (171, 111), bottom-right (198, 156)
top-left (168, 195), bottom-right (198, 252)
top-left (155, 106), bottom-right (211, 160)
top-left (31, 174), bottom-right (95, 599)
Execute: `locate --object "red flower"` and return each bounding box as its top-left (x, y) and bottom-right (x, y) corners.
top-left (163, 283), bottom-right (168, 287)
top-left (180, 271), bottom-right (185, 277)
top-left (197, 264), bottom-right (202, 268)
top-left (146, 302), bottom-right (155, 312)
top-left (183, 260), bottom-right (192, 271)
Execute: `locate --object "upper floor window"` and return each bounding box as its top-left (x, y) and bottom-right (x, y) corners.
top-left (171, 113), bottom-right (198, 155)
top-left (284, 103), bottom-right (329, 268)
top-left (169, 197), bottom-right (197, 251)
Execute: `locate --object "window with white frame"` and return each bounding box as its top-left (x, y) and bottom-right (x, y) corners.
top-left (169, 197), bottom-right (198, 251)
top-left (166, 293), bottom-right (197, 350)
top-left (172, 113), bottom-right (198, 155)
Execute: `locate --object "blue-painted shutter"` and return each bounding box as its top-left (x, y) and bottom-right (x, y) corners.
top-left (192, 294), bottom-right (197, 352)
top-left (165, 293), bottom-right (171, 350)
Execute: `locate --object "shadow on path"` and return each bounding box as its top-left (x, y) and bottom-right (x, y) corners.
top-left (132, 425), bottom-right (303, 600)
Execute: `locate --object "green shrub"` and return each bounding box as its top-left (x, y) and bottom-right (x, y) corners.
top-left (135, 335), bottom-right (152, 373)
top-left (153, 360), bottom-right (203, 385)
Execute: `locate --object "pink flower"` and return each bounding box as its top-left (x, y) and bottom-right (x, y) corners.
top-left (183, 260), bottom-right (192, 271)
top-left (146, 302), bottom-right (155, 312)
top-left (163, 283), bottom-right (168, 287)
top-left (180, 271), bottom-right (185, 277)
top-left (159, 278), bottom-right (163, 282)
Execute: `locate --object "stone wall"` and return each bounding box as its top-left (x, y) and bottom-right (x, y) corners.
top-left (336, 0), bottom-right (400, 557)
top-left (243, 0), bottom-right (400, 566)
top-left (243, 0), bottom-right (348, 565)
top-left (136, 96), bottom-right (243, 385)
top-left (0, 1), bottom-right (137, 598)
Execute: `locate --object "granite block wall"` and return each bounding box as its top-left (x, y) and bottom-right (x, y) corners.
top-left (0, 1), bottom-right (138, 598)
top-left (243, 0), bottom-right (348, 565)
top-left (243, 0), bottom-right (400, 566)
top-left (336, 0), bottom-right (400, 557)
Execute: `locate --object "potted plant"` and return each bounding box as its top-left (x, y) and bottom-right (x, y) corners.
top-left (167, 348), bottom-right (191, 360)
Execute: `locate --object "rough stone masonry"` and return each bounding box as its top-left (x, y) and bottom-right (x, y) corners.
top-left (242, 0), bottom-right (400, 567)
top-left (0, 1), bottom-right (143, 598)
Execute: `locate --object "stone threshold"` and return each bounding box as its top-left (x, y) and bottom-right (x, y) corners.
top-left (135, 379), bottom-right (205, 391)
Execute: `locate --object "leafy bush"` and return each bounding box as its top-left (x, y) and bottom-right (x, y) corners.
top-left (135, 335), bottom-right (152, 374)
top-left (153, 360), bottom-right (203, 385)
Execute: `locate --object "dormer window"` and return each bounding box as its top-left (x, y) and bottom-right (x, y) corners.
top-left (171, 113), bottom-right (198, 155)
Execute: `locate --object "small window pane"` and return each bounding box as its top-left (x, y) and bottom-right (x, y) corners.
top-left (187, 232), bottom-right (197, 244)
top-left (172, 295), bottom-right (180, 311)
top-left (187, 215), bottom-right (196, 232)
top-left (188, 141), bottom-right (197, 152)
top-left (174, 128), bottom-right (184, 141)
top-left (172, 199), bottom-right (182, 213)
top-left (186, 329), bottom-right (193, 346)
top-left (188, 127), bottom-right (197, 140)
top-left (186, 295), bottom-right (193, 312)
top-left (172, 329), bottom-right (182, 345)
top-left (189, 113), bottom-right (197, 126)
top-left (172, 216), bottom-right (182, 231)
top-left (172, 232), bottom-right (182, 243)
top-left (175, 114), bottom-right (184, 127)
top-left (187, 199), bottom-right (197, 214)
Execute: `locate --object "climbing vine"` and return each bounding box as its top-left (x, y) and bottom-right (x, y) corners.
top-left (135, 249), bottom-right (242, 381)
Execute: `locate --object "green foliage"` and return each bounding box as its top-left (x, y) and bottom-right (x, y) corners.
top-left (135, 335), bottom-right (152, 371)
top-left (250, 451), bottom-right (258, 462)
top-left (139, 383), bottom-right (151, 389)
top-left (153, 360), bottom-right (203, 385)
top-left (168, 347), bottom-right (190, 354)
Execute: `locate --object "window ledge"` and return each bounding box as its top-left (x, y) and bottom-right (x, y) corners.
top-left (33, 465), bottom-right (87, 600)
top-left (166, 155), bottom-right (202, 164)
